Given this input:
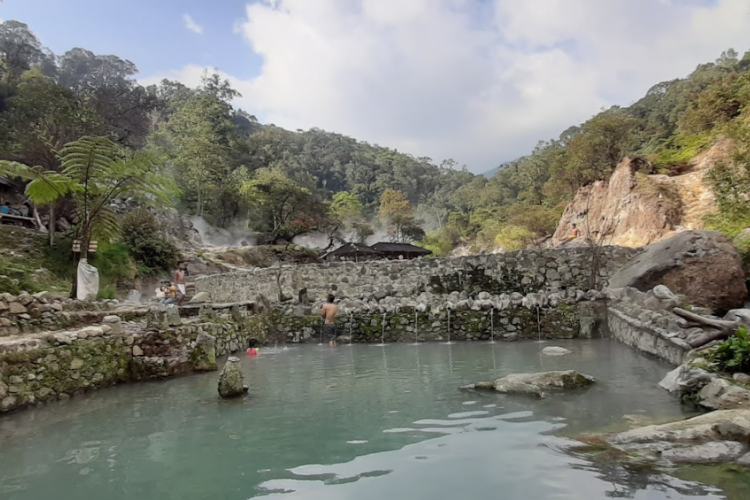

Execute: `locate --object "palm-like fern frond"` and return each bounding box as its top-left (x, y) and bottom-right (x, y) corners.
top-left (0, 160), bottom-right (80, 205)
top-left (58, 136), bottom-right (121, 184)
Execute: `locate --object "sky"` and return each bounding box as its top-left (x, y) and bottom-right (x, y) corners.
top-left (2, 0), bottom-right (750, 173)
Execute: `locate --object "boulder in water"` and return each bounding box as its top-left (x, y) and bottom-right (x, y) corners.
top-left (218, 357), bottom-right (247, 398)
top-left (192, 333), bottom-right (217, 372)
top-left (542, 346), bottom-right (572, 356)
top-left (464, 370), bottom-right (595, 399)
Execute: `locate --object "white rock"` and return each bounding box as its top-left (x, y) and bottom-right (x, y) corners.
top-left (79, 326), bottom-right (104, 338)
top-left (653, 285), bottom-right (678, 301)
top-left (542, 346), bottom-right (572, 356)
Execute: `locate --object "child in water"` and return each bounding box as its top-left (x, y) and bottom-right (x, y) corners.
top-left (247, 339), bottom-right (259, 356)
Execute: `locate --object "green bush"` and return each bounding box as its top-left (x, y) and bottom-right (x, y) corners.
top-left (648, 134), bottom-right (711, 174)
top-left (419, 231), bottom-right (453, 257)
top-left (93, 242), bottom-right (138, 283)
top-left (97, 286), bottom-right (118, 300)
top-left (705, 326), bottom-right (750, 373)
top-left (120, 209), bottom-right (180, 275)
top-left (704, 211), bottom-right (750, 238)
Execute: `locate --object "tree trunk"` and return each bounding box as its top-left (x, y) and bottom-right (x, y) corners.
top-left (48, 203), bottom-right (56, 247)
top-left (672, 308), bottom-right (743, 348)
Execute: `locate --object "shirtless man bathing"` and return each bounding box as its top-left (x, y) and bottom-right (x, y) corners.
top-left (173, 262), bottom-right (187, 307)
top-left (321, 294), bottom-right (339, 347)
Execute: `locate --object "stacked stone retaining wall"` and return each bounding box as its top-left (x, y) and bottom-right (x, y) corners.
top-left (196, 247), bottom-right (638, 304)
top-left (0, 314), bottom-right (258, 414)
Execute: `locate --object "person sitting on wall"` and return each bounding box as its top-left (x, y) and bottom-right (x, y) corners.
top-left (162, 282), bottom-right (178, 305)
top-left (568, 223), bottom-right (581, 240)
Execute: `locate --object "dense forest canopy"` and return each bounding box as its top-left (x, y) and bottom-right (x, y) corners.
top-left (1, 19), bottom-right (750, 260)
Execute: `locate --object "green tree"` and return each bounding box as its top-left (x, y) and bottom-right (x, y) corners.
top-left (379, 189), bottom-right (423, 243)
top-left (0, 21), bottom-right (49, 87)
top-left (57, 48), bottom-right (157, 148)
top-left (0, 136), bottom-right (173, 261)
top-left (0, 72), bottom-right (101, 242)
top-left (241, 168), bottom-right (331, 243)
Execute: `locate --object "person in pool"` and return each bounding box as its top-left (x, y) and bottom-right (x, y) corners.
top-left (321, 294), bottom-right (338, 347)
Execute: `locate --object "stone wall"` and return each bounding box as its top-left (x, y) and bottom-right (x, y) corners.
top-left (261, 303), bottom-right (592, 344)
top-left (603, 286), bottom-right (702, 366)
top-left (0, 291), bottom-right (147, 337)
top-left (0, 314), bottom-right (256, 414)
top-left (196, 247), bottom-right (638, 304)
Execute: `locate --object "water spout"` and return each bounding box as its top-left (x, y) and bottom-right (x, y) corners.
top-left (489, 307), bottom-right (496, 344)
top-left (381, 312), bottom-right (387, 346)
top-left (413, 311), bottom-right (419, 346)
top-left (445, 309), bottom-right (454, 345)
top-left (349, 314), bottom-right (354, 346)
top-left (536, 306), bottom-right (542, 343)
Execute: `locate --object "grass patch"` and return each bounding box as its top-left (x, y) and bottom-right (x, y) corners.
top-left (647, 134), bottom-right (712, 174)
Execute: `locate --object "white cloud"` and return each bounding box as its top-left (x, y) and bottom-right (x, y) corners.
top-left (151, 0), bottom-right (750, 172)
top-left (183, 13), bottom-right (203, 35)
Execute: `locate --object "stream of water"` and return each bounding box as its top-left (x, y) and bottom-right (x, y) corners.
top-left (0, 340), bottom-right (743, 499)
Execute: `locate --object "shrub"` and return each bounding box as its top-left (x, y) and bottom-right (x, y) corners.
top-left (93, 242), bottom-right (138, 283)
top-left (120, 209), bottom-right (180, 275)
top-left (420, 231), bottom-right (453, 257)
top-left (648, 134), bottom-right (711, 174)
top-left (705, 326), bottom-right (750, 373)
top-left (494, 225), bottom-right (534, 251)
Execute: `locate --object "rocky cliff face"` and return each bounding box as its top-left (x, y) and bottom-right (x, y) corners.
top-left (553, 140), bottom-right (729, 248)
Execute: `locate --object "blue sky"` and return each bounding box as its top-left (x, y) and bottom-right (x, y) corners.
top-left (2, 0), bottom-right (750, 172)
top-left (0, 0), bottom-right (262, 79)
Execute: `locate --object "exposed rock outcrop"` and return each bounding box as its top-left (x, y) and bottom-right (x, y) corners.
top-left (218, 357), bottom-right (247, 398)
top-left (554, 141), bottom-right (727, 249)
top-left (608, 230), bottom-right (747, 312)
top-left (463, 370), bottom-right (595, 399)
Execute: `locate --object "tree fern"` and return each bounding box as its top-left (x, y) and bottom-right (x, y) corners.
top-left (1, 136), bottom-right (175, 258)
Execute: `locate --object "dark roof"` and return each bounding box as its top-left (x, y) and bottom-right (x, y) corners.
top-left (370, 242), bottom-right (432, 255)
top-left (325, 242), bottom-right (381, 257)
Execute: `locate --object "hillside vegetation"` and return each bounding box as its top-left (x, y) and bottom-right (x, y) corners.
top-left (1, 19), bottom-right (749, 289)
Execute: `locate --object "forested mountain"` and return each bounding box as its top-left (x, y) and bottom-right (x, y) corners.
top-left (420, 48), bottom-right (750, 254)
top-left (0, 20), bottom-right (481, 247)
top-left (1, 19), bottom-right (750, 264)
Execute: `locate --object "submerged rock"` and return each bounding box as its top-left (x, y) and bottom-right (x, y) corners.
top-left (464, 370), bottom-right (596, 399)
top-left (542, 346), bottom-right (572, 356)
top-left (661, 441), bottom-right (746, 463)
top-left (218, 357), bottom-right (247, 398)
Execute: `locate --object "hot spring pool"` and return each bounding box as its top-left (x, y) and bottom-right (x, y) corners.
top-left (0, 340), bottom-right (742, 499)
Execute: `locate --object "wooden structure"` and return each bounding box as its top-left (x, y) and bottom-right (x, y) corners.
top-left (370, 242), bottom-right (432, 260)
top-left (323, 242), bottom-right (382, 262)
top-left (0, 213), bottom-right (37, 229)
